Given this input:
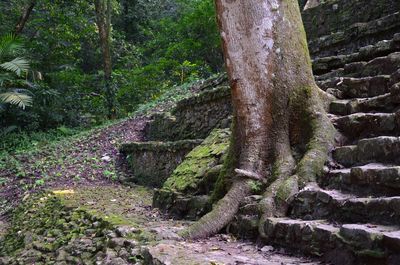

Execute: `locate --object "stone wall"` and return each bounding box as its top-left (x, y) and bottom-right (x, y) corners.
top-left (120, 140), bottom-right (203, 188)
top-left (145, 86), bottom-right (232, 141)
top-left (153, 129), bottom-right (230, 220)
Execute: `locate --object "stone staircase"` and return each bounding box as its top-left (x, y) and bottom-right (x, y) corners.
top-left (260, 31), bottom-right (400, 265)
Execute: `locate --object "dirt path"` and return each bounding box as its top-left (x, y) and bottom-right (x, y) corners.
top-left (0, 116), bottom-right (148, 217)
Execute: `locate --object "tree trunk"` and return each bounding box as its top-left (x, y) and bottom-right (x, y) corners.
top-left (94, 0), bottom-right (115, 119)
top-left (14, 0), bottom-right (36, 36)
top-left (181, 0), bottom-right (335, 239)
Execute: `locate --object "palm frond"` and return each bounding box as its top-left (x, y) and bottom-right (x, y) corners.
top-left (0, 57), bottom-right (29, 76)
top-left (0, 72), bottom-right (13, 85)
top-left (0, 125), bottom-right (18, 136)
top-left (0, 33), bottom-right (24, 59)
top-left (0, 91), bottom-right (32, 109)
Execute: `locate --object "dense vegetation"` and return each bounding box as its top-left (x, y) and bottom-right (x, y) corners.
top-left (0, 0), bottom-right (222, 154)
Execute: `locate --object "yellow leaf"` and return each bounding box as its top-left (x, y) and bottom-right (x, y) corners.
top-left (52, 189), bottom-right (75, 195)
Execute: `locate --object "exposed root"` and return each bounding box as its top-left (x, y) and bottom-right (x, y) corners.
top-left (258, 175), bottom-right (299, 238)
top-left (296, 91), bottom-right (336, 187)
top-left (259, 91), bottom-right (336, 239)
top-left (317, 86), bottom-right (336, 111)
top-left (234, 168), bottom-right (265, 182)
top-left (180, 178), bottom-right (252, 239)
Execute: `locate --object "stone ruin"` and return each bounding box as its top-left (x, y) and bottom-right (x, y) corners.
top-left (121, 0), bottom-right (400, 264)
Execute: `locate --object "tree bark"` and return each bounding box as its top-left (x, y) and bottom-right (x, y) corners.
top-left (181, 0), bottom-right (335, 239)
top-left (14, 0), bottom-right (36, 36)
top-left (94, 0), bottom-right (115, 119)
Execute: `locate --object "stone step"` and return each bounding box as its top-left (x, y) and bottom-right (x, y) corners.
top-left (329, 93), bottom-right (396, 115)
top-left (262, 217), bottom-right (400, 265)
top-left (317, 75), bottom-right (391, 99)
top-left (309, 11), bottom-right (400, 58)
top-left (313, 33), bottom-right (400, 75)
top-left (317, 52), bottom-right (400, 81)
top-left (333, 136), bottom-right (400, 167)
top-left (290, 188), bottom-right (400, 226)
top-left (320, 164), bottom-right (400, 196)
top-left (333, 112), bottom-right (400, 140)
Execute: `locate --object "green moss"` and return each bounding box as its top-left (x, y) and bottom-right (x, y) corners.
top-left (210, 130), bottom-right (236, 202)
top-left (57, 186), bottom-right (152, 227)
top-left (162, 129), bottom-right (230, 193)
top-left (0, 192), bottom-right (101, 257)
top-left (0, 185), bottom-right (161, 263)
top-left (355, 249), bottom-right (386, 258)
top-left (275, 176), bottom-right (299, 202)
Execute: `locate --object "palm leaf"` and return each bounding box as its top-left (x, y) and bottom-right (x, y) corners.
top-left (0, 57), bottom-right (29, 76)
top-left (0, 34), bottom-right (24, 59)
top-left (0, 125), bottom-right (18, 136)
top-left (0, 91), bottom-right (32, 109)
top-left (0, 33), bottom-right (24, 59)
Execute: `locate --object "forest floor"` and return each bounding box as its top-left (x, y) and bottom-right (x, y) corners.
top-left (0, 96), bottom-right (323, 264)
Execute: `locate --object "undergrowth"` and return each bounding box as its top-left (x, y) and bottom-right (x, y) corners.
top-left (0, 76), bottom-right (214, 163)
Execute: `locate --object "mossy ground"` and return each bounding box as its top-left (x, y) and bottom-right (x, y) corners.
top-left (58, 185), bottom-right (153, 227)
top-left (0, 185), bottom-right (191, 264)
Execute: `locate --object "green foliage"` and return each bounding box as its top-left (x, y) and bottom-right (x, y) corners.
top-left (114, 0), bottom-right (221, 115)
top-left (0, 0), bottom-right (223, 151)
top-left (0, 34), bottom-right (32, 109)
top-left (0, 126), bottom-right (80, 156)
top-left (142, 0), bottom-right (222, 77)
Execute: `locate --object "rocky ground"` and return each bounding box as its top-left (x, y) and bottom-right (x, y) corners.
top-left (0, 108), bottom-right (323, 264)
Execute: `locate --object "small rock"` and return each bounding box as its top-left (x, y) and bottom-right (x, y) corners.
top-left (106, 231), bottom-right (118, 239)
top-left (105, 257), bottom-right (128, 265)
top-left (124, 239), bottom-right (138, 249)
top-left (108, 237), bottom-right (126, 248)
top-left (101, 155), bottom-right (112, 162)
top-left (260, 245), bottom-right (274, 252)
top-left (151, 227), bottom-right (182, 241)
top-left (116, 226), bottom-right (139, 237)
top-left (129, 247), bottom-right (140, 256)
top-left (104, 248), bottom-right (118, 259)
top-left (118, 248), bottom-right (130, 259)
top-left (56, 249), bottom-right (68, 261)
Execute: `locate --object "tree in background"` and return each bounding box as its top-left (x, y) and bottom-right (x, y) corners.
top-left (0, 0), bottom-right (223, 137)
top-left (14, 0), bottom-right (36, 36)
top-left (182, 0), bottom-right (335, 239)
top-left (94, 0), bottom-right (115, 119)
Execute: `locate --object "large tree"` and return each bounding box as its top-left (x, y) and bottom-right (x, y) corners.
top-left (181, 0), bottom-right (335, 239)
